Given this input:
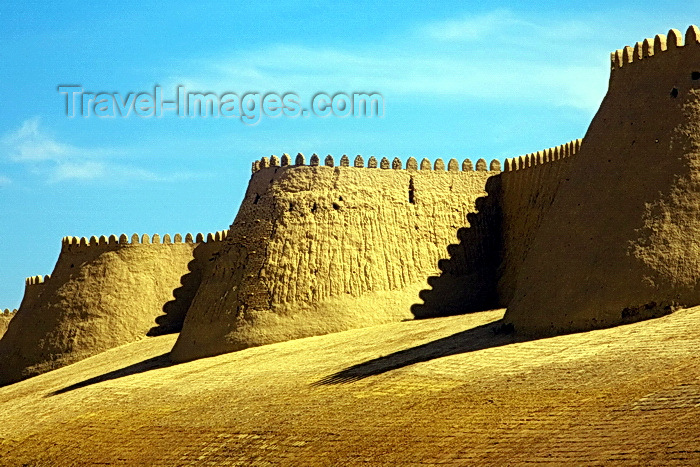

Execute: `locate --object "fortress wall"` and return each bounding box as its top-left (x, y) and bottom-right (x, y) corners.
top-left (497, 139), bottom-right (581, 305)
top-left (171, 155), bottom-right (498, 362)
top-left (0, 309), bottom-right (17, 340)
top-left (504, 25), bottom-right (700, 335)
top-left (0, 231), bottom-right (227, 386)
top-left (410, 139), bottom-right (582, 319)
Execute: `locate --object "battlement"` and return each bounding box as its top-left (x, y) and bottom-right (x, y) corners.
top-left (610, 25), bottom-right (700, 71)
top-left (251, 153), bottom-right (502, 174)
top-left (503, 138), bottom-right (582, 172)
top-left (60, 230), bottom-right (229, 252)
top-left (1, 308), bottom-right (17, 316)
top-left (25, 275), bottom-right (50, 287)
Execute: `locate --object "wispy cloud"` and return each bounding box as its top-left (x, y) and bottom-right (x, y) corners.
top-left (0, 174), bottom-right (11, 186)
top-left (167, 10), bottom-right (610, 112)
top-left (1, 117), bottom-right (203, 183)
top-left (1, 117), bottom-right (102, 163)
top-left (421, 9), bottom-right (592, 43)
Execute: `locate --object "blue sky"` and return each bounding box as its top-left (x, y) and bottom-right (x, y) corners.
top-left (0, 1), bottom-right (698, 308)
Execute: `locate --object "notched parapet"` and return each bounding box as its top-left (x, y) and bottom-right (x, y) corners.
top-left (25, 274), bottom-right (50, 287)
top-left (503, 138), bottom-right (583, 173)
top-left (251, 154), bottom-right (505, 173)
top-left (611, 25), bottom-right (698, 71)
top-left (60, 229), bottom-right (229, 253)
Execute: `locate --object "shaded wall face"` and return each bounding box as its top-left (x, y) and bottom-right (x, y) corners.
top-left (0, 313), bottom-right (15, 340)
top-left (412, 140), bottom-right (581, 320)
top-left (0, 240), bottom-right (204, 386)
top-left (505, 35), bottom-right (700, 335)
top-left (497, 156), bottom-right (574, 306)
top-left (171, 165), bottom-right (495, 362)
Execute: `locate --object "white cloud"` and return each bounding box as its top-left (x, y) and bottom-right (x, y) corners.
top-left (422, 9), bottom-right (523, 42)
top-left (1, 118), bottom-right (202, 183)
top-left (166, 10), bottom-right (610, 112)
top-left (2, 117), bottom-right (80, 162)
top-left (421, 9), bottom-right (592, 44)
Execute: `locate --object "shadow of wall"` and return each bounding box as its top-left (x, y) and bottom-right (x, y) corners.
top-left (411, 175), bottom-right (503, 318)
top-left (148, 238), bottom-right (225, 336)
top-left (412, 140), bottom-right (580, 319)
top-left (0, 234), bottom-right (212, 386)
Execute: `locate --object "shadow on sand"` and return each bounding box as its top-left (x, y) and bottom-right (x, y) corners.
top-left (313, 319), bottom-right (531, 385)
top-left (48, 353), bottom-right (173, 396)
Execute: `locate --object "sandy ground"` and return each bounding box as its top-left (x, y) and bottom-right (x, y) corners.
top-left (1, 307), bottom-right (699, 465)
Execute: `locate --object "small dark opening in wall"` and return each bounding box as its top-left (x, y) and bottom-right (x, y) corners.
top-left (288, 202), bottom-right (294, 211)
top-left (332, 203), bottom-right (340, 210)
top-left (338, 196), bottom-right (344, 201)
top-left (311, 202), bottom-right (318, 213)
top-left (253, 194), bottom-right (261, 204)
top-left (692, 71), bottom-right (700, 80)
top-left (670, 87), bottom-right (679, 98)
top-left (408, 176), bottom-right (415, 204)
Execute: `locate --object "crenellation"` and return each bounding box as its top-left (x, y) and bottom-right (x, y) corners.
top-left (668, 28), bottom-right (683, 48)
top-left (295, 153), bottom-right (305, 165)
top-left (270, 155), bottom-right (280, 167)
top-left (58, 230), bottom-right (228, 252)
top-left (25, 274), bottom-right (49, 287)
top-left (406, 157), bottom-right (418, 170)
top-left (633, 41), bottom-right (643, 61)
top-left (611, 25), bottom-right (699, 71)
top-left (248, 153), bottom-right (527, 175)
top-left (310, 153), bottom-right (320, 166)
top-left (654, 34), bottom-right (667, 52)
top-left (281, 153), bottom-right (291, 166)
